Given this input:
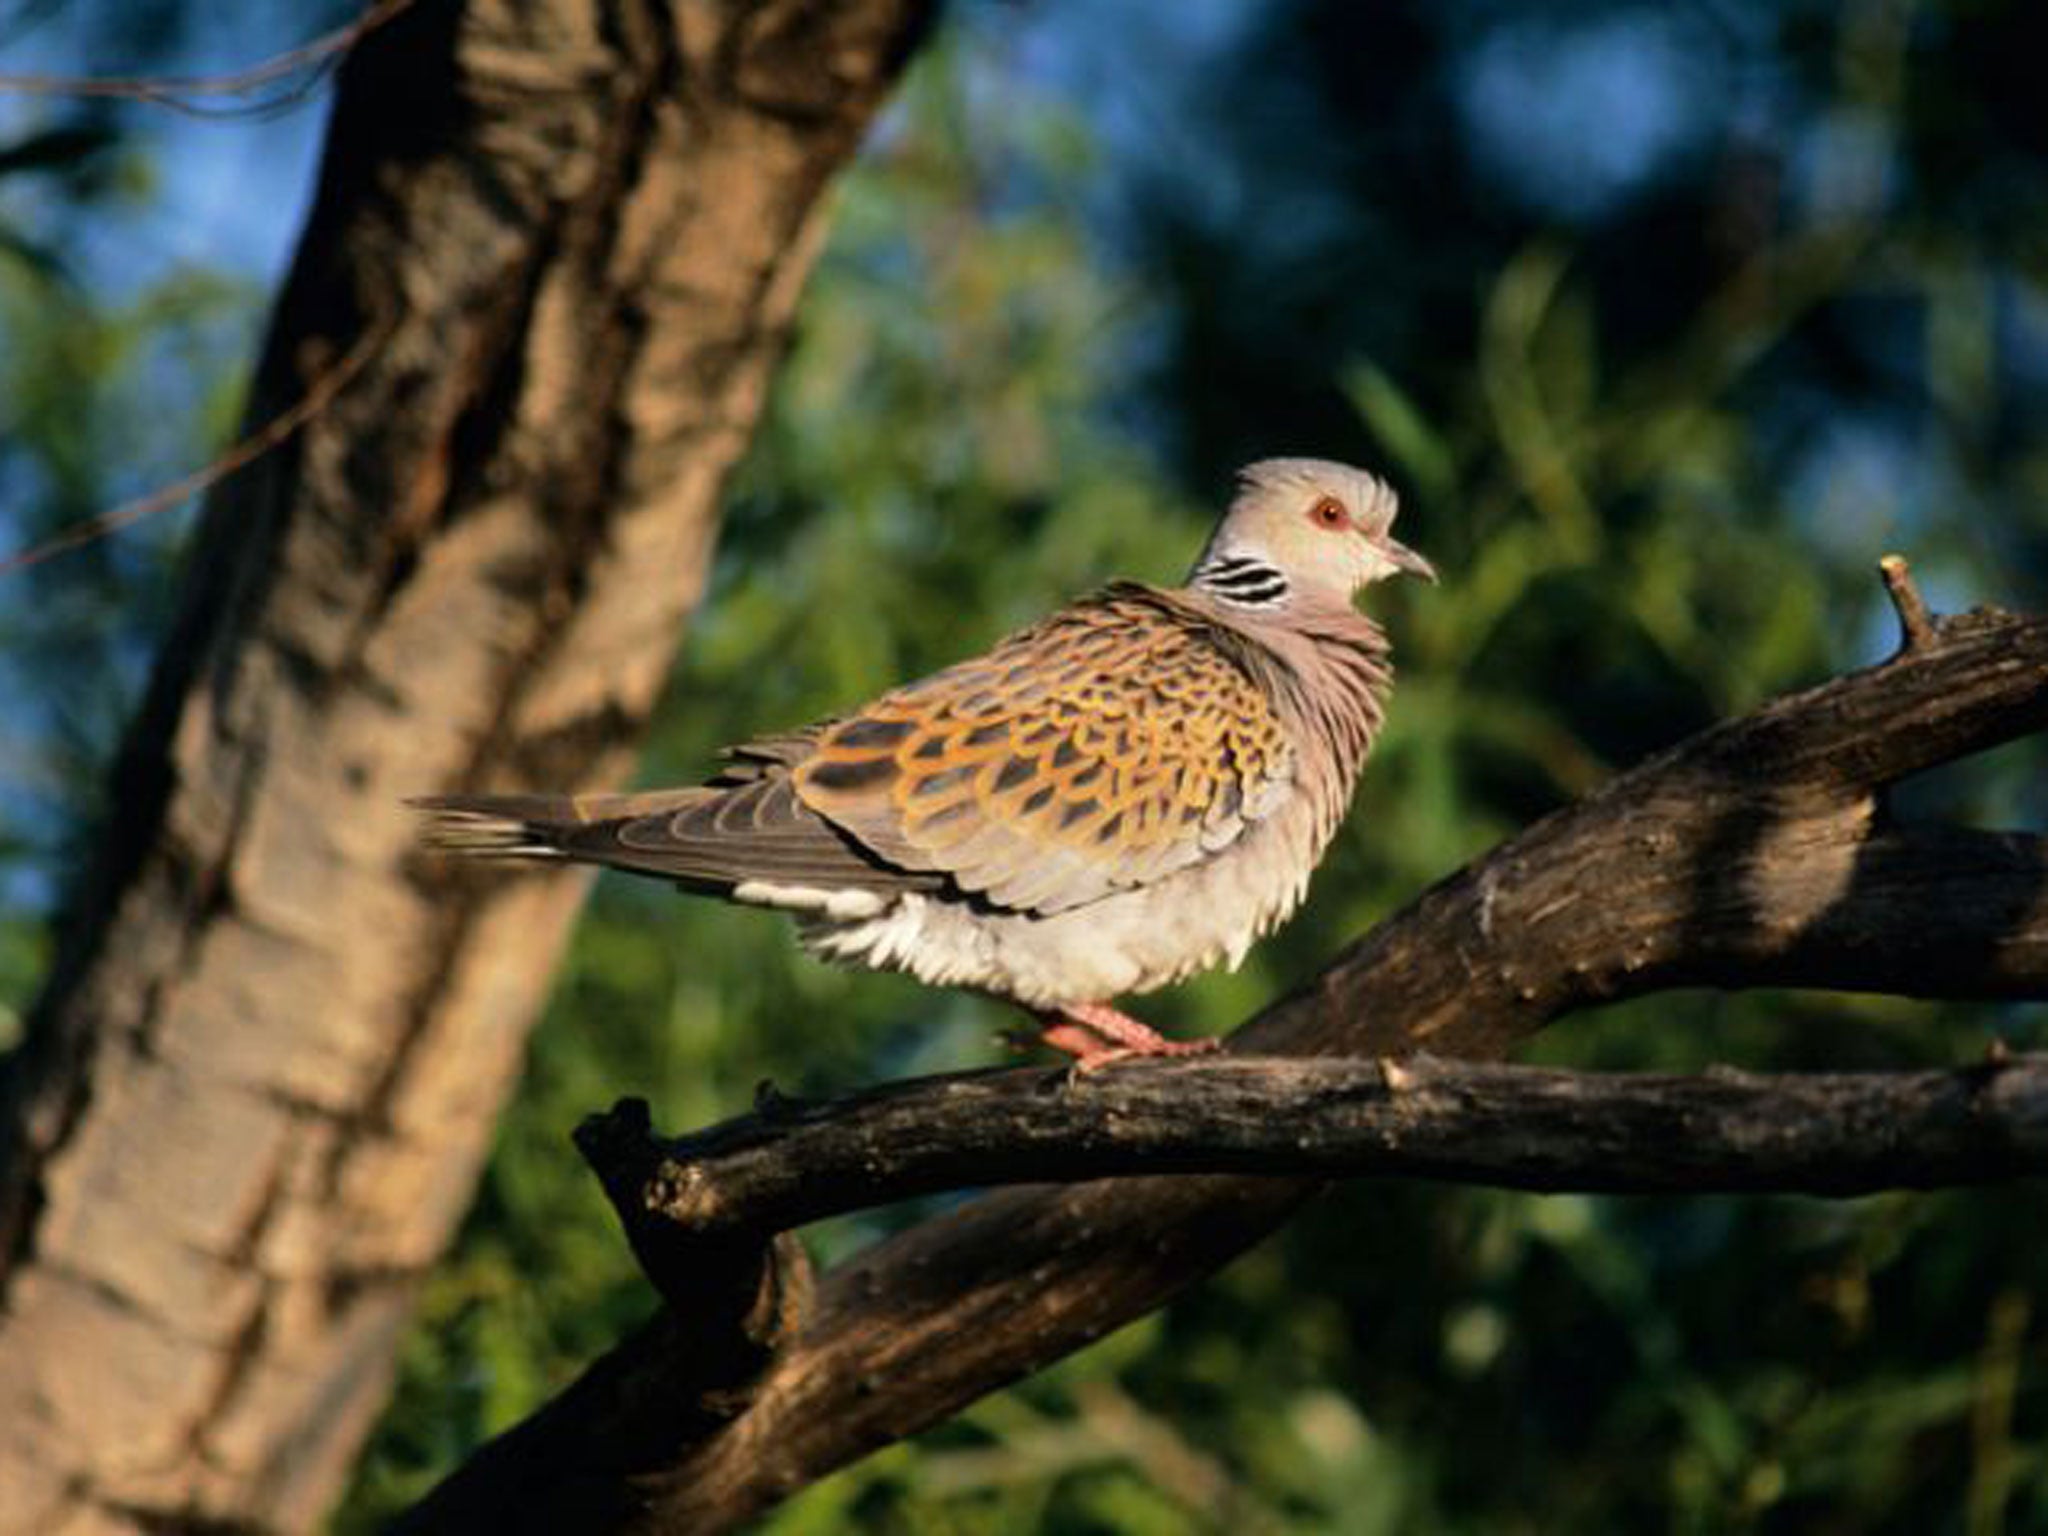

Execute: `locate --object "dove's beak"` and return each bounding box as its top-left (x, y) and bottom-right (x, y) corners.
top-left (1379, 535), bottom-right (1437, 584)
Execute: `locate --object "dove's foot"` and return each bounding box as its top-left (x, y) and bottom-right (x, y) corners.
top-left (1032, 1000), bottom-right (1219, 1073)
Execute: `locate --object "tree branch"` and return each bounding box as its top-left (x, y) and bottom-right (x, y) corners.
top-left (575, 1052), bottom-right (2048, 1239)
top-left (400, 587), bottom-right (2048, 1533)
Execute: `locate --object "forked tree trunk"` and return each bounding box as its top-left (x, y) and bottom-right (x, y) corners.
top-left (0, 1), bottom-right (933, 1528)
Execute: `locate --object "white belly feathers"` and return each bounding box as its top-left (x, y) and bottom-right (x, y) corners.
top-left (760, 802), bottom-right (1323, 1008)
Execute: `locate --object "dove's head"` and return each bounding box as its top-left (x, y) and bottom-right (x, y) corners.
top-left (1191, 457), bottom-right (1434, 609)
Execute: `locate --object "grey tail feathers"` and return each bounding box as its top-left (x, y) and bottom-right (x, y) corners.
top-left (409, 794), bottom-right (576, 858)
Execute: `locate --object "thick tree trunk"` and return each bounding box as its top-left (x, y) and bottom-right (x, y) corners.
top-left (0, 1), bottom-right (933, 1530)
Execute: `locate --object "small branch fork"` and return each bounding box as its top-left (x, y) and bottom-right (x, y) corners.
top-left (397, 568), bottom-right (2048, 1535)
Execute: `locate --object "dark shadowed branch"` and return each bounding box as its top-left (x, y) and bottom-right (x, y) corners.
top-left (573, 1051), bottom-right (2048, 1243)
top-left (398, 572), bottom-right (2048, 1535)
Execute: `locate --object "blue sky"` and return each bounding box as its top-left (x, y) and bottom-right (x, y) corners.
top-left (0, 2), bottom-right (330, 291)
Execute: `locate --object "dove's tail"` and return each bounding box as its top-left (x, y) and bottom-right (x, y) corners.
top-left (411, 784), bottom-right (940, 899)
top-left (410, 789), bottom-right (724, 864)
top-left (409, 794), bottom-right (583, 858)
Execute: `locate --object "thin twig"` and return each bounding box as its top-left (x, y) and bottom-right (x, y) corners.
top-left (0, 320), bottom-right (386, 578)
top-left (0, 0), bottom-right (416, 119)
top-left (1880, 551), bottom-right (1938, 652)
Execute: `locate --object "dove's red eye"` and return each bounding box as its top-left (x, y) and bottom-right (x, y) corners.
top-left (1308, 496), bottom-right (1348, 530)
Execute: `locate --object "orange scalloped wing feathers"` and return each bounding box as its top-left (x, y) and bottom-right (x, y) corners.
top-left (792, 585), bottom-right (1295, 915)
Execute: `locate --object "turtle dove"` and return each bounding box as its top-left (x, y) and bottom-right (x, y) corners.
top-left (416, 458), bottom-right (1433, 1066)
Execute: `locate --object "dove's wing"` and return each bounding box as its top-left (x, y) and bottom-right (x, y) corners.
top-left (793, 583), bottom-right (1300, 915)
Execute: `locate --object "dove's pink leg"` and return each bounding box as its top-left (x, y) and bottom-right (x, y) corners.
top-left (1036, 1000), bottom-right (1219, 1071)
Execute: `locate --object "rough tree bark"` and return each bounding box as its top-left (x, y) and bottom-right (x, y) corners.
top-left (0, 2), bottom-right (934, 1530)
top-left (397, 589), bottom-right (2048, 1534)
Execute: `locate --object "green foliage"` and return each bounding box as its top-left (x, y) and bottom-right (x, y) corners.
top-left (0, 93), bottom-right (260, 1022)
top-left (0, 114), bottom-right (260, 909)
